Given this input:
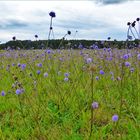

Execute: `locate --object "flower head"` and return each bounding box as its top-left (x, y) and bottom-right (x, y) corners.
top-left (92, 102), bottom-right (99, 109)
top-left (127, 22), bottom-right (131, 26)
top-left (46, 50), bottom-right (51, 54)
top-left (37, 70), bottom-right (41, 75)
top-left (107, 37), bottom-right (111, 40)
top-left (131, 21), bottom-right (136, 27)
top-left (86, 58), bottom-right (92, 64)
top-left (123, 54), bottom-right (129, 60)
top-left (112, 114), bottom-right (119, 122)
top-left (17, 63), bottom-right (21, 67)
top-left (16, 89), bottom-right (21, 95)
top-left (21, 64), bottom-right (26, 70)
top-left (137, 54), bottom-right (140, 60)
top-left (64, 72), bottom-right (69, 77)
top-left (136, 18), bottom-right (140, 21)
top-left (99, 70), bottom-right (105, 75)
top-left (95, 76), bottom-right (99, 80)
top-left (125, 61), bottom-right (131, 67)
top-left (130, 67), bottom-right (134, 72)
top-left (44, 72), bottom-right (48, 77)
top-left (37, 63), bottom-right (42, 67)
top-left (35, 35), bottom-right (38, 38)
top-left (64, 77), bottom-right (69, 81)
top-left (49, 11), bottom-right (56, 18)
top-left (67, 31), bottom-right (71, 35)
top-left (1, 91), bottom-right (5, 96)
top-left (12, 36), bottom-right (16, 41)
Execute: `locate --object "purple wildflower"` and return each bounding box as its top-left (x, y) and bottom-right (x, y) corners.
top-left (137, 54), bottom-right (140, 60)
top-left (130, 68), bottom-right (134, 72)
top-left (64, 73), bottom-right (69, 77)
top-left (125, 62), bottom-right (131, 67)
top-left (46, 50), bottom-right (51, 54)
top-left (17, 63), bottom-right (21, 67)
top-left (37, 70), bottom-right (41, 75)
top-left (95, 76), bottom-right (99, 80)
top-left (111, 76), bottom-right (114, 80)
top-left (78, 44), bottom-right (83, 49)
top-left (107, 48), bottom-right (111, 52)
top-left (12, 63), bottom-right (15, 66)
top-left (99, 70), bottom-right (105, 75)
top-left (20, 89), bottom-right (25, 93)
top-left (110, 72), bottom-right (114, 75)
top-left (37, 63), bottom-right (42, 67)
top-left (112, 114), bottom-right (119, 122)
top-left (16, 89), bottom-right (21, 95)
top-left (1, 91), bottom-right (5, 96)
top-left (64, 77), bottom-right (69, 81)
top-left (86, 58), bottom-right (92, 64)
top-left (21, 64), bottom-right (26, 70)
top-left (123, 54), bottom-right (129, 60)
top-left (92, 102), bottom-right (99, 109)
top-left (44, 72), bottom-right (48, 77)
top-left (59, 58), bottom-right (63, 61)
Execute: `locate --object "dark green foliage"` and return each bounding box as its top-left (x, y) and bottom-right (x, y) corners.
top-left (0, 39), bottom-right (139, 50)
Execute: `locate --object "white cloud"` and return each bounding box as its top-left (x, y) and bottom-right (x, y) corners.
top-left (0, 0), bottom-right (139, 43)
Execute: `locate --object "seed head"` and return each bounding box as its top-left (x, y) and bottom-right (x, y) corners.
top-left (67, 31), bottom-right (71, 35)
top-left (49, 11), bottom-right (56, 18)
top-left (89, 64), bottom-right (96, 72)
top-left (136, 18), bottom-right (140, 21)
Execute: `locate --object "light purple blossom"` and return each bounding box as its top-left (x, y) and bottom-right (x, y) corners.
top-left (64, 73), bottom-right (69, 77)
top-left (123, 54), bottom-right (129, 59)
top-left (130, 68), bottom-right (134, 72)
top-left (16, 89), bottom-right (21, 95)
top-left (37, 70), bottom-right (41, 75)
top-left (37, 63), bottom-right (42, 67)
top-left (95, 76), bottom-right (99, 80)
top-left (99, 70), bottom-right (105, 75)
top-left (44, 72), bottom-right (48, 77)
top-left (112, 114), bottom-right (119, 122)
top-left (137, 54), bottom-right (140, 60)
top-left (64, 77), bottom-right (69, 81)
top-left (92, 102), bottom-right (99, 109)
top-left (17, 63), bottom-right (21, 67)
top-left (1, 91), bottom-right (5, 96)
top-left (125, 62), bottom-right (131, 67)
top-left (46, 50), bottom-right (51, 54)
top-left (12, 63), bottom-right (15, 66)
top-left (86, 58), bottom-right (92, 64)
top-left (21, 64), bottom-right (26, 70)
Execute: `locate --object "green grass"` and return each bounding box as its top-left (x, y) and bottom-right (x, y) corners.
top-left (0, 49), bottom-right (140, 139)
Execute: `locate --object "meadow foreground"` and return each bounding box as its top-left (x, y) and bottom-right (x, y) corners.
top-left (0, 48), bottom-right (140, 140)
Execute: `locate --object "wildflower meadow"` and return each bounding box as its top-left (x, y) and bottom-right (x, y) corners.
top-left (0, 10), bottom-right (140, 140)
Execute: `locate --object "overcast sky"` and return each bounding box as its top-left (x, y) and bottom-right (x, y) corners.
top-left (0, 0), bottom-right (139, 43)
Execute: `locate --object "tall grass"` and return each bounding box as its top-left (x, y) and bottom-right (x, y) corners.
top-left (0, 47), bottom-right (140, 139)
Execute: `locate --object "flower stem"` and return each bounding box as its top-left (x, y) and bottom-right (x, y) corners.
top-left (89, 71), bottom-right (94, 138)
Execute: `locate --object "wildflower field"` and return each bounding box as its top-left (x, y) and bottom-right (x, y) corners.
top-left (0, 47), bottom-right (140, 140)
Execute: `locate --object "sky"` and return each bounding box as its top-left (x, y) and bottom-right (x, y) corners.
top-left (0, 0), bottom-right (139, 43)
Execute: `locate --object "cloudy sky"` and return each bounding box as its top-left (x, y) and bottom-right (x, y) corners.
top-left (0, 0), bottom-right (139, 43)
